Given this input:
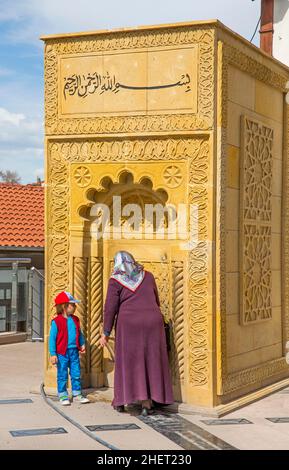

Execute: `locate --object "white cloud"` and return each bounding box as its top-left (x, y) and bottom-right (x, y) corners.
top-left (0, 108), bottom-right (42, 147)
top-left (0, 106), bottom-right (43, 183)
top-left (0, 107), bottom-right (25, 125)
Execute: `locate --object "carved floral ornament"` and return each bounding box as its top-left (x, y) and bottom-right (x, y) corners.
top-left (86, 165), bottom-right (184, 192)
top-left (163, 165), bottom-right (183, 188)
top-left (74, 165), bottom-right (92, 187)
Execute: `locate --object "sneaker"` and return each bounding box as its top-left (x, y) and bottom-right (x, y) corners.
top-left (140, 407), bottom-right (154, 417)
top-left (73, 394), bottom-right (90, 404)
top-left (60, 398), bottom-right (70, 406)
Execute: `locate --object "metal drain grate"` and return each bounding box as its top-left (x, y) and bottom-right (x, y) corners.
top-left (201, 418), bottom-right (253, 426)
top-left (138, 412), bottom-right (236, 450)
top-left (86, 423), bottom-right (140, 431)
top-left (10, 427), bottom-right (67, 437)
top-left (266, 417), bottom-right (289, 423)
top-left (0, 399), bottom-right (33, 405)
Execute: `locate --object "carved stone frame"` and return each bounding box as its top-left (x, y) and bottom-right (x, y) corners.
top-left (43, 24), bottom-right (215, 136)
top-left (44, 135), bottom-right (213, 399)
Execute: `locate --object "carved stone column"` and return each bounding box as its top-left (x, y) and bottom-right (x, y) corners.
top-left (89, 257), bottom-right (104, 386)
top-left (73, 257), bottom-right (88, 374)
top-left (172, 261), bottom-right (185, 386)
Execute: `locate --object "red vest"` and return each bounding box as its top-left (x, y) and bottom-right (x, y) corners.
top-left (53, 314), bottom-right (81, 355)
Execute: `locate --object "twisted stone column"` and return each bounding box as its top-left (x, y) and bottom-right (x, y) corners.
top-left (89, 257), bottom-right (103, 373)
top-left (172, 261), bottom-right (185, 384)
top-left (73, 257), bottom-right (88, 372)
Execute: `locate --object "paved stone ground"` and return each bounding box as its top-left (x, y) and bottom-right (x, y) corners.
top-left (2, 341), bottom-right (289, 450)
top-left (183, 390), bottom-right (289, 450)
top-left (0, 342), bottom-right (180, 450)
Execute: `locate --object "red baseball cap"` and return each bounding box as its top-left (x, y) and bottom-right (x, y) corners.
top-left (54, 291), bottom-right (81, 306)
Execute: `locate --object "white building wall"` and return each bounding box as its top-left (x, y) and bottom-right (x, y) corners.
top-left (273, 0), bottom-right (289, 66)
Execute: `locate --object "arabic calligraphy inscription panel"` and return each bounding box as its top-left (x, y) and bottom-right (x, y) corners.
top-left (59, 46), bottom-right (198, 116)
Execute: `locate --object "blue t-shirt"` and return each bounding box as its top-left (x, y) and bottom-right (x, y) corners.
top-left (49, 316), bottom-right (85, 356)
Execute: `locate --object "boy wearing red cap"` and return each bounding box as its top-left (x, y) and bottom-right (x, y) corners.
top-left (49, 291), bottom-right (89, 405)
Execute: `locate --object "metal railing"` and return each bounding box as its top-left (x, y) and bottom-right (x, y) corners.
top-left (0, 259), bottom-right (44, 341)
top-left (29, 267), bottom-right (45, 341)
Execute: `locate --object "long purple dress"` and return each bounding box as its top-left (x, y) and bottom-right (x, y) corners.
top-left (103, 270), bottom-right (174, 406)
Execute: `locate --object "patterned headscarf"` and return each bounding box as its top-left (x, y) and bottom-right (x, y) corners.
top-left (111, 251), bottom-right (145, 291)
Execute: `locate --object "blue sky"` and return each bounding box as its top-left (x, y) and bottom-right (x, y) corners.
top-left (0, 0), bottom-right (260, 184)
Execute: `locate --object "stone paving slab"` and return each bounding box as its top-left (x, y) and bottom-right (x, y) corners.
top-left (51, 398), bottom-right (181, 450)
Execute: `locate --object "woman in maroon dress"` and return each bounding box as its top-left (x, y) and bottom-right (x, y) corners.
top-left (99, 250), bottom-right (174, 416)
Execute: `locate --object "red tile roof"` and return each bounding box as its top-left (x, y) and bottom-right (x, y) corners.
top-left (0, 183), bottom-right (44, 248)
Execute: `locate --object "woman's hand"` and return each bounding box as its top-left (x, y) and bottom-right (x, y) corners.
top-left (50, 355), bottom-right (58, 365)
top-left (80, 345), bottom-right (86, 354)
top-left (99, 334), bottom-right (109, 347)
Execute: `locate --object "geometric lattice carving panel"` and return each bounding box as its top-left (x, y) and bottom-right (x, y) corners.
top-left (240, 116), bottom-right (273, 325)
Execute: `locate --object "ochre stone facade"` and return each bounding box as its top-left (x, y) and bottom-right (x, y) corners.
top-left (41, 20), bottom-right (289, 411)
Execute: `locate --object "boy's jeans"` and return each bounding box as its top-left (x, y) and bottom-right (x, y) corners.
top-left (57, 348), bottom-right (82, 398)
